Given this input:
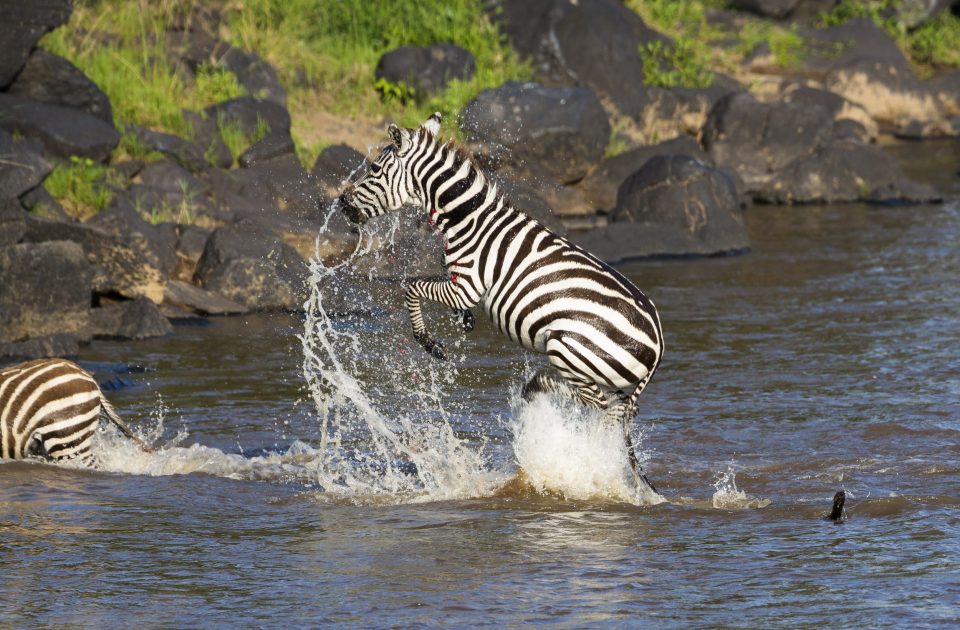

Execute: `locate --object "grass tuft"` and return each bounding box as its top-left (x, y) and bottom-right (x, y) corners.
top-left (43, 156), bottom-right (123, 220)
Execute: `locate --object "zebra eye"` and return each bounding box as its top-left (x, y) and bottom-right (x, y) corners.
top-left (370, 163), bottom-right (382, 174)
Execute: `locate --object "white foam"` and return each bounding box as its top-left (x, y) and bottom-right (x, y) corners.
top-left (711, 464), bottom-right (770, 510)
top-left (511, 394), bottom-right (663, 505)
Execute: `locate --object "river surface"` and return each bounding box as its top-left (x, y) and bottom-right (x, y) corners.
top-left (2, 165), bottom-right (959, 626)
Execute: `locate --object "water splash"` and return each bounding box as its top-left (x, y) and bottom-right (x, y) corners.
top-left (511, 393), bottom-right (663, 505)
top-left (711, 463), bottom-right (770, 509)
top-left (297, 200), bottom-right (495, 503)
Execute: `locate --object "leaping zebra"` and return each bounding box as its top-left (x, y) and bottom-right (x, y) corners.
top-left (338, 113), bottom-right (665, 496)
top-left (0, 358), bottom-right (153, 466)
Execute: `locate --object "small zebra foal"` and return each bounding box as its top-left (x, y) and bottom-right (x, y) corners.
top-left (338, 113), bottom-right (664, 495)
top-left (0, 358), bottom-right (152, 466)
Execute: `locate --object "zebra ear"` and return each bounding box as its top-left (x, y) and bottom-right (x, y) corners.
top-left (388, 123), bottom-right (404, 147)
top-left (422, 112), bottom-right (442, 136)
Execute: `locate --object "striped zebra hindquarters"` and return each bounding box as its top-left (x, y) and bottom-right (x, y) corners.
top-left (0, 359), bottom-right (105, 466)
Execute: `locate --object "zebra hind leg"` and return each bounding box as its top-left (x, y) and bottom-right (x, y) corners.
top-left (607, 396), bottom-right (660, 497)
top-left (521, 368), bottom-right (575, 402)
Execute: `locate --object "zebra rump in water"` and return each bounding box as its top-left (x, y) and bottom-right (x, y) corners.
top-left (337, 113), bottom-right (665, 496)
top-left (0, 358), bottom-right (152, 466)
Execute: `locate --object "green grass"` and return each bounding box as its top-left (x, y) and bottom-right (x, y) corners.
top-left (818, 0), bottom-right (960, 73)
top-left (225, 0), bottom-right (532, 132)
top-left (43, 156), bottom-right (122, 220)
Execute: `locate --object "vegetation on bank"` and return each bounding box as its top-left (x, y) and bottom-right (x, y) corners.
top-left (31, 0), bottom-right (960, 219)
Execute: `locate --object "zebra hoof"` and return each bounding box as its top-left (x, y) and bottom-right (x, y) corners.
top-left (414, 332), bottom-right (447, 361)
top-left (462, 309), bottom-right (475, 332)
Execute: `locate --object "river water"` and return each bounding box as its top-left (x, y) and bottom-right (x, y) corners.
top-left (2, 157), bottom-right (959, 626)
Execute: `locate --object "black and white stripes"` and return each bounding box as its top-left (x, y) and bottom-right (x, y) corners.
top-left (0, 358), bottom-right (149, 466)
top-left (339, 113), bottom-right (664, 493)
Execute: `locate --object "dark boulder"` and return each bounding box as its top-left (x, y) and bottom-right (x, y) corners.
top-left (488, 0), bottom-right (666, 114)
top-left (0, 240), bottom-right (92, 344)
top-left (173, 224), bottom-right (210, 281)
top-left (204, 97), bottom-right (291, 138)
top-left (799, 18), bottom-right (910, 78)
top-left (702, 92), bottom-right (836, 191)
top-left (126, 125), bottom-right (207, 172)
top-left (576, 155), bottom-right (748, 262)
top-left (929, 70), bottom-right (960, 116)
top-left (234, 152), bottom-right (322, 221)
top-left (779, 84), bottom-right (878, 142)
top-left (22, 215), bottom-right (167, 303)
top-left (757, 141), bottom-right (941, 204)
top-left (20, 184), bottom-right (71, 222)
top-left (0, 0), bottom-right (72, 89)
top-left (0, 198), bottom-right (26, 247)
top-left (238, 130), bottom-right (297, 167)
top-left (163, 279), bottom-right (248, 316)
top-left (824, 58), bottom-right (944, 131)
top-left (0, 94), bottom-right (119, 162)
top-left (139, 159), bottom-right (208, 196)
top-left (182, 109), bottom-right (233, 169)
top-left (219, 47), bottom-right (287, 107)
top-left (168, 30), bottom-right (287, 106)
top-left (0, 130), bottom-right (52, 200)
top-left (89, 296), bottom-right (173, 340)
top-left (727, 0), bottom-right (801, 18)
top-left (579, 136), bottom-right (709, 213)
top-left (461, 82), bottom-right (610, 184)
top-left (7, 49), bottom-right (113, 122)
top-left (311, 144), bottom-right (366, 195)
top-left (86, 197), bottom-right (179, 277)
top-left (194, 222), bottom-right (308, 310)
top-left (0, 333), bottom-right (80, 361)
top-left (375, 44), bottom-right (476, 97)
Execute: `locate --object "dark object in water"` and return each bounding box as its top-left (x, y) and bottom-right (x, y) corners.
top-left (827, 490), bottom-right (846, 522)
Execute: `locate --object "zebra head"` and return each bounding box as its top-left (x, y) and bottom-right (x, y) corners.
top-left (338, 113), bottom-right (442, 224)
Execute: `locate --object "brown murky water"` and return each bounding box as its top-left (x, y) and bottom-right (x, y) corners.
top-left (2, 173), bottom-right (959, 624)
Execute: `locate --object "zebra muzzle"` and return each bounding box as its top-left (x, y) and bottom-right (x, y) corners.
top-left (338, 195), bottom-right (368, 224)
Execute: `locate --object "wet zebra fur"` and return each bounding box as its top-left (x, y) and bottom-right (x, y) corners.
top-left (338, 113), bottom-right (664, 496)
top-left (0, 358), bottom-right (152, 466)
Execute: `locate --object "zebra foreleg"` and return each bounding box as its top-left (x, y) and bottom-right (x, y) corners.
top-left (404, 279), bottom-right (478, 361)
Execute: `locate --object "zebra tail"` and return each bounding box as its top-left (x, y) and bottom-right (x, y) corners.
top-left (100, 396), bottom-right (155, 453)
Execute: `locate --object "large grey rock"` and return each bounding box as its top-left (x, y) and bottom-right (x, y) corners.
top-left (238, 130), bottom-right (296, 167)
top-left (375, 44), bottom-right (475, 98)
top-left (0, 94), bottom-right (120, 162)
top-left (461, 82), bottom-right (610, 184)
top-left (0, 0), bottom-right (72, 89)
top-left (194, 222), bottom-right (308, 310)
top-left (488, 0), bottom-right (666, 114)
top-left (0, 240), bottom-right (92, 343)
top-left (576, 154), bottom-right (749, 261)
top-left (0, 130), bottom-right (52, 200)
top-left (163, 279), bottom-right (248, 315)
top-left (579, 136), bottom-right (709, 213)
top-left (204, 97), bottom-right (291, 138)
top-left (126, 125), bottom-right (207, 172)
top-left (0, 333), bottom-right (80, 361)
top-left (22, 216), bottom-right (167, 303)
top-left (89, 297), bottom-right (173, 340)
top-left (7, 50), bottom-right (113, 122)
top-left (311, 144), bottom-right (366, 196)
top-left (702, 92), bottom-right (836, 191)
top-left (757, 141), bottom-right (941, 204)
top-left (929, 69), bottom-right (960, 116)
top-left (86, 197), bottom-right (179, 277)
top-left (799, 18), bottom-right (911, 77)
top-left (0, 198), bottom-right (27, 247)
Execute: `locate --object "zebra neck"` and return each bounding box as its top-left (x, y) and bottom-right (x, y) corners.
top-left (421, 149), bottom-right (498, 234)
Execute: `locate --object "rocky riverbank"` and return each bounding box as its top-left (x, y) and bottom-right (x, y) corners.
top-left (2, 0), bottom-right (958, 360)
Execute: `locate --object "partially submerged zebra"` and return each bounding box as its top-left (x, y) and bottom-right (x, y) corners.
top-left (0, 358), bottom-right (152, 466)
top-left (338, 113), bottom-right (664, 495)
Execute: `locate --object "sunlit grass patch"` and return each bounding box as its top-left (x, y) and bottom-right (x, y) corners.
top-left (43, 156), bottom-right (123, 220)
